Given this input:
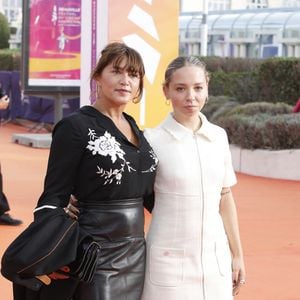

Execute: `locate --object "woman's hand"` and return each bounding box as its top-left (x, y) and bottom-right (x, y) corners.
top-left (48, 266), bottom-right (71, 280)
top-left (35, 265), bottom-right (71, 285)
top-left (64, 195), bottom-right (80, 220)
top-left (232, 256), bottom-right (246, 296)
top-left (0, 96), bottom-right (9, 110)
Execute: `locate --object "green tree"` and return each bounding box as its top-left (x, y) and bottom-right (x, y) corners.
top-left (0, 12), bottom-right (10, 49)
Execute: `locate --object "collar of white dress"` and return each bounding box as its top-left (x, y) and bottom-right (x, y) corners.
top-left (161, 112), bottom-right (216, 142)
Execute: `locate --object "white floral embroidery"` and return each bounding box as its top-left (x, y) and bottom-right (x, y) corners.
top-left (142, 150), bottom-right (158, 173)
top-left (87, 129), bottom-right (135, 185)
top-left (86, 128), bottom-right (157, 185)
top-left (87, 131), bottom-right (125, 163)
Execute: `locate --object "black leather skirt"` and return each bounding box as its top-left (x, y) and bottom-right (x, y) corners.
top-left (13, 198), bottom-right (146, 300)
top-left (74, 198), bottom-right (146, 300)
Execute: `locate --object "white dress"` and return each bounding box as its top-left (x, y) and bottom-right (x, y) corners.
top-left (142, 113), bottom-right (237, 300)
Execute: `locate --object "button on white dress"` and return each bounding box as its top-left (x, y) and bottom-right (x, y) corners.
top-left (142, 113), bottom-right (237, 300)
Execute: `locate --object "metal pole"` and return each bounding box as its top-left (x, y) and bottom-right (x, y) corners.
top-left (54, 93), bottom-right (63, 124)
top-left (201, 0), bottom-right (208, 56)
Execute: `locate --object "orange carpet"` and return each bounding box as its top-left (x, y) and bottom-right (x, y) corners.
top-left (1, 122), bottom-right (300, 300)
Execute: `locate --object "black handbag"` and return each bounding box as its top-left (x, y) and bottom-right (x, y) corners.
top-left (59, 236), bottom-right (101, 283)
top-left (1, 208), bottom-right (101, 291)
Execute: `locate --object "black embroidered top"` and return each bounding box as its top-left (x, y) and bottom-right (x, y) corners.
top-left (36, 106), bottom-right (157, 208)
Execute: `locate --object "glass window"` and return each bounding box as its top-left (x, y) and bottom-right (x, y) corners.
top-left (284, 29), bottom-right (300, 38)
top-left (260, 34), bottom-right (273, 44)
top-left (247, 13), bottom-right (269, 29)
top-left (187, 17), bottom-right (201, 38)
top-left (261, 12), bottom-right (292, 30)
top-left (209, 0), bottom-right (230, 11)
top-left (9, 10), bottom-right (14, 21)
top-left (186, 29), bottom-right (200, 38)
top-left (283, 0), bottom-right (300, 7)
top-left (230, 31), bottom-right (242, 38)
top-left (189, 17), bottom-right (202, 30)
top-left (283, 13), bottom-right (300, 38)
top-left (233, 13), bottom-right (255, 29)
top-left (247, 0), bottom-right (268, 9)
top-left (285, 12), bottom-right (300, 28)
top-left (212, 14), bottom-right (240, 30)
top-left (207, 14), bottom-right (220, 30)
top-left (179, 16), bottom-right (193, 31)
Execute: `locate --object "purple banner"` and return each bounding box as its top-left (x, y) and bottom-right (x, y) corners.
top-left (91, 0), bottom-right (97, 103)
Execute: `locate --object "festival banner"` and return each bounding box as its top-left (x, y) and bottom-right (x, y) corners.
top-left (22, 0), bottom-right (81, 93)
top-left (80, 0), bottom-right (179, 128)
top-left (108, 0), bottom-right (179, 127)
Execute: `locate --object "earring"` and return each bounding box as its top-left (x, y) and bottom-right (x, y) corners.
top-left (165, 99), bottom-right (170, 106)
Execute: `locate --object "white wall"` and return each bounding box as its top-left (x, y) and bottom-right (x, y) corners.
top-left (230, 145), bottom-right (300, 180)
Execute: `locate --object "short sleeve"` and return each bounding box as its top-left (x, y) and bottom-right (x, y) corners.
top-left (222, 133), bottom-right (237, 188)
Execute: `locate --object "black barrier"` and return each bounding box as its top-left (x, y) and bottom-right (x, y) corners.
top-left (0, 71), bottom-right (80, 124)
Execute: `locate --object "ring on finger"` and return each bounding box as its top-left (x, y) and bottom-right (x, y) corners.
top-left (64, 208), bottom-right (69, 214)
top-left (239, 279), bottom-right (246, 284)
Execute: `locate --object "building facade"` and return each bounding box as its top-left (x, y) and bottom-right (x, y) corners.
top-left (0, 0), bottom-right (22, 49)
top-left (180, 7), bottom-right (300, 58)
top-left (180, 0), bottom-right (300, 12)
top-left (0, 0), bottom-right (21, 22)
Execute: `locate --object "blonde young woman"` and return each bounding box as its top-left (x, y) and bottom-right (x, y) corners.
top-left (142, 56), bottom-right (246, 300)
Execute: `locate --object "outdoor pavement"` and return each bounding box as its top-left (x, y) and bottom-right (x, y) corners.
top-left (1, 122), bottom-right (300, 300)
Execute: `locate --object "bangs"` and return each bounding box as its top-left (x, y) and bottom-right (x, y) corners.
top-left (112, 52), bottom-right (145, 77)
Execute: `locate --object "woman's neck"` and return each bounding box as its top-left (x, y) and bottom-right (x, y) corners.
top-left (92, 100), bottom-right (125, 123)
top-left (172, 113), bottom-right (202, 132)
top-left (93, 100), bottom-right (137, 145)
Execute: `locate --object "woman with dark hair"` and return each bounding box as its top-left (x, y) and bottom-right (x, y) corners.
top-left (13, 42), bottom-right (157, 300)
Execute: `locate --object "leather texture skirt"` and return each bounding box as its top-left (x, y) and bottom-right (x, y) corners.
top-left (13, 198), bottom-right (146, 300)
top-left (74, 198), bottom-right (146, 300)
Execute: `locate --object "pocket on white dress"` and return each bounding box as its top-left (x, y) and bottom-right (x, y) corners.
top-left (215, 240), bottom-right (231, 276)
top-left (149, 245), bottom-right (185, 287)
